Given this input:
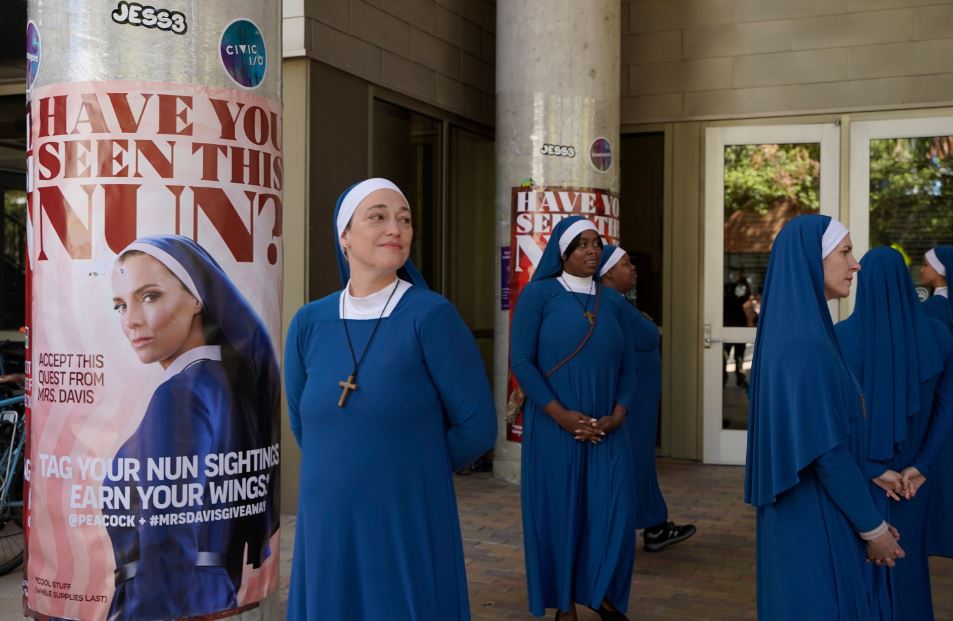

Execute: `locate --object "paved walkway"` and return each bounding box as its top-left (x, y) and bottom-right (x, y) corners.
top-left (2, 459), bottom-right (950, 620)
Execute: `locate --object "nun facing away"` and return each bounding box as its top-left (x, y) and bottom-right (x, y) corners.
top-left (510, 216), bottom-right (638, 621)
top-left (284, 179), bottom-right (496, 621)
top-left (834, 246), bottom-right (953, 621)
top-left (744, 215), bottom-right (904, 620)
top-left (598, 245), bottom-right (696, 551)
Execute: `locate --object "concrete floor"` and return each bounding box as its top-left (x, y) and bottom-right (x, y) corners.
top-left (1, 459), bottom-right (950, 620)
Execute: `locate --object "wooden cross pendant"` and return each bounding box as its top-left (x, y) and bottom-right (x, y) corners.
top-left (337, 374), bottom-right (358, 407)
top-left (583, 311), bottom-right (595, 326)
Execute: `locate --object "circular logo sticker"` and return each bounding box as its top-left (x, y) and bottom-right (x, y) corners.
top-left (589, 137), bottom-right (613, 172)
top-left (26, 21), bottom-right (40, 91)
top-left (220, 19), bottom-right (267, 88)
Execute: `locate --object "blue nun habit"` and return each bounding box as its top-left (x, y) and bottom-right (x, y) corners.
top-left (510, 217), bottom-right (639, 617)
top-left (107, 235), bottom-right (281, 621)
top-left (923, 245), bottom-right (953, 559)
top-left (284, 181), bottom-right (496, 621)
top-left (743, 215), bottom-right (886, 621)
top-left (834, 246), bottom-right (953, 621)
top-left (923, 245), bottom-right (953, 332)
top-left (598, 245), bottom-right (667, 529)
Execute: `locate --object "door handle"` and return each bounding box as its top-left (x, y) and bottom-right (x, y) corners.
top-left (703, 323), bottom-right (724, 349)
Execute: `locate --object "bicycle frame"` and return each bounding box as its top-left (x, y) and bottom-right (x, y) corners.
top-left (0, 395), bottom-right (24, 511)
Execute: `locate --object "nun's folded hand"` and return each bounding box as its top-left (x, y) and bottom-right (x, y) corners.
top-left (592, 405), bottom-right (628, 435)
top-left (545, 402), bottom-right (602, 442)
top-left (866, 526), bottom-right (905, 567)
top-left (873, 469), bottom-right (903, 501)
top-left (899, 466), bottom-right (925, 499)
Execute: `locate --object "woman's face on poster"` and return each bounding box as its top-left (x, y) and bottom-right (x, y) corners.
top-left (340, 189), bottom-right (413, 275)
top-left (111, 253), bottom-right (203, 368)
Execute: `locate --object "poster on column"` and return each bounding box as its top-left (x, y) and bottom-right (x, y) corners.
top-left (24, 80), bottom-right (282, 620)
top-left (506, 185), bottom-right (620, 442)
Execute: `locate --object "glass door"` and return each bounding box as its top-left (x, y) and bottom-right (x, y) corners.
top-left (849, 117), bottom-right (953, 310)
top-left (703, 124), bottom-right (840, 464)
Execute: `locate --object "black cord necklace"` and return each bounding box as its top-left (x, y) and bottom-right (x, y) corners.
top-left (560, 274), bottom-right (597, 325)
top-left (337, 279), bottom-right (400, 407)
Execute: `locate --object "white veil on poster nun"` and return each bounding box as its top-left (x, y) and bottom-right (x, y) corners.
top-left (106, 235), bottom-right (279, 620)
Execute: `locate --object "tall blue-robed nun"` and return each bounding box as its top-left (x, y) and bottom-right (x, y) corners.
top-left (284, 178), bottom-right (496, 621)
top-left (922, 246), bottom-right (953, 330)
top-left (743, 214), bottom-right (901, 620)
top-left (834, 246), bottom-right (953, 621)
top-left (107, 235), bottom-right (280, 620)
top-left (511, 216), bottom-right (639, 621)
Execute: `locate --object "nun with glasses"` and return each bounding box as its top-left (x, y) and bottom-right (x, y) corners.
top-left (834, 246), bottom-right (953, 621)
top-left (598, 245), bottom-right (696, 552)
top-left (744, 215), bottom-right (903, 620)
top-left (510, 216), bottom-right (638, 621)
top-left (284, 178), bottom-right (496, 621)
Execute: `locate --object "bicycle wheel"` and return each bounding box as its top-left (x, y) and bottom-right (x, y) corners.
top-left (0, 419), bottom-right (24, 576)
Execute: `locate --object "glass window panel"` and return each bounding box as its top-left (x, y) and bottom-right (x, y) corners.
top-left (371, 99), bottom-right (443, 290)
top-left (869, 136), bottom-right (953, 290)
top-left (722, 143), bottom-right (821, 429)
top-left (447, 127), bottom-right (495, 378)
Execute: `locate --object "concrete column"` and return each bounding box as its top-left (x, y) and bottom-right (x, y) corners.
top-left (25, 2), bottom-right (281, 619)
top-left (493, 1), bottom-right (622, 483)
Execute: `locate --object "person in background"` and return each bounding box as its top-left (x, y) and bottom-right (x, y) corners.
top-left (922, 246), bottom-right (953, 332)
top-left (834, 246), bottom-right (953, 621)
top-left (598, 245), bottom-right (696, 552)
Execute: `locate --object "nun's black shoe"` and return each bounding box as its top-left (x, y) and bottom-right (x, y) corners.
top-left (591, 605), bottom-right (630, 621)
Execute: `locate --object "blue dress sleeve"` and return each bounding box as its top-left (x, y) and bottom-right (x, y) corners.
top-left (419, 301), bottom-right (497, 471)
top-left (135, 379), bottom-right (216, 616)
top-left (614, 300), bottom-right (638, 413)
top-left (284, 310), bottom-right (306, 447)
top-left (813, 444), bottom-right (885, 534)
top-left (913, 342), bottom-right (953, 477)
top-left (510, 284), bottom-right (559, 409)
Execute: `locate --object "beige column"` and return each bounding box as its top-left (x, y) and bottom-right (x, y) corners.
top-left (494, 0), bottom-right (622, 483)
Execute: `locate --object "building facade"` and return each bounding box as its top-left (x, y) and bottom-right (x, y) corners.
top-left (2, 0), bottom-right (953, 513)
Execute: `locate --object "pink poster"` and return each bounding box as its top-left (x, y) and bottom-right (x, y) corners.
top-left (24, 80), bottom-right (282, 620)
top-left (506, 185), bottom-right (620, 442)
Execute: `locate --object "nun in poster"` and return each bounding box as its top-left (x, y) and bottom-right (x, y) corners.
top-left (743, 215), bottom-right (903, 620)
top-left (834, 246), bottom-right (953, 621)
top-left (108, 236), bottom-right (280, 620)
top-left (510, 216), bottom-right (638, 621)
top-left (284, 178), bottom-right (495, 621)
top-left (597, 245), bottom-right (695, 551)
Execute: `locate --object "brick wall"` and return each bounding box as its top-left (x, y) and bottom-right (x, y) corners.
top-left (284, 0), bottom-right (495, 126)
top-left (621, 0), bottom-right (953, 123)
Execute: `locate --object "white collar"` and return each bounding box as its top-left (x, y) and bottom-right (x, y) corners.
top-left (340, 278), bottom-right (412, 319)
top-left (558, 272), bottom-right (595, 294)
top-left (935, 286), bottom-right (949, 298)
top-left (164, 345), bottom-right (222, 380)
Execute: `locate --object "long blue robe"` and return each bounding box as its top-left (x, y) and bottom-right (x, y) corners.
top-left (620, 299), bottom-right (667, 529)
top-left (745, 215), bottom-right (886, 620)
top-left (923, 294), bottom-right (953, 332)
top-left (106, 358), bottom-right (242, 620)
top-left (284, 286), bottom-right (496, 621)
top-left (510, 278), bottom-right (638, 616)
top-left (837, 245), bottom-right (953, 619)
